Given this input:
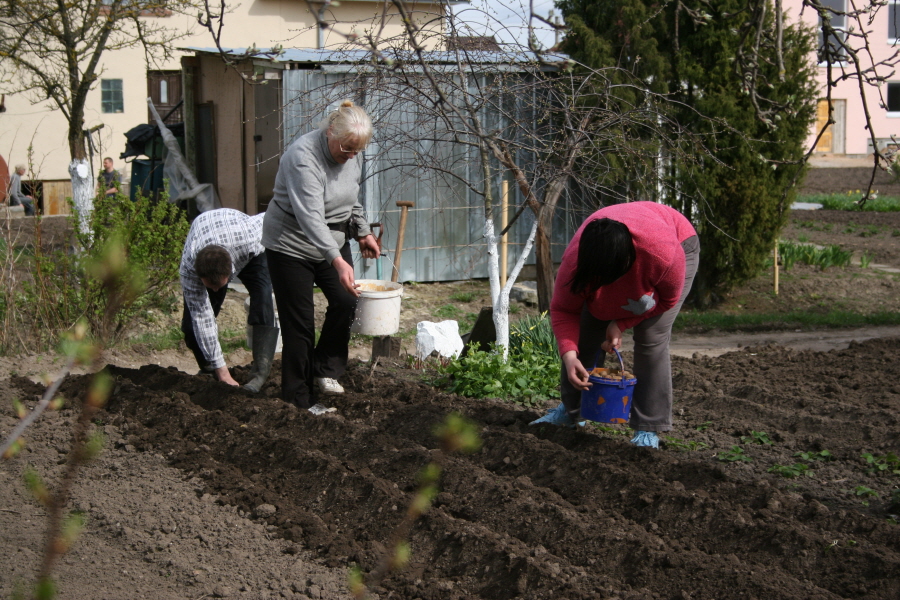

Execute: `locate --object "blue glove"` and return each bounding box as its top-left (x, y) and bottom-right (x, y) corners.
top-left (631, 431), bottom-right (659, 448)
top-left (530, 403), bottom-right (586, 428)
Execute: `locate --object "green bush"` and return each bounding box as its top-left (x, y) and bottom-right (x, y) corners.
top-left (6, 189), bottom-right (188, 351)
top-left (77, 190), bottom-right (188, 343)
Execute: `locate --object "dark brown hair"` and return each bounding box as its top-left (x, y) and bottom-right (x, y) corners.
top-left (568, 218), bottom-right (636, 295)
top-left (195, 245), bottom-right (232, 281)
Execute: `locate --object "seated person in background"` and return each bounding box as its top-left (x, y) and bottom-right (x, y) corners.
top-left (7, 164), bottom-right (35, 216)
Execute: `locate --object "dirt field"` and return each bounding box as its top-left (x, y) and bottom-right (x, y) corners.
top-left (3, 340), bottom-right (899, 600)
top-left (2, 203), bottom-right (900, 600)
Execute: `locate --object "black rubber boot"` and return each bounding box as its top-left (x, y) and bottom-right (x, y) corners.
top-left (244, 325), bottom-right (279, 393)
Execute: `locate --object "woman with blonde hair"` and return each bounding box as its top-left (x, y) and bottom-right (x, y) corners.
top-left (263, 100), bottom-right (380, 410)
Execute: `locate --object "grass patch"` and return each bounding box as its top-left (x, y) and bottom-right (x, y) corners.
top-left (674, 309), bottom-right (900, 333)
top-left (219, 328), bottom-right (249, 354)
top-left (796, 193), bottom-right (900, 212)
top-left (449, 291), bottom-right (476, 303)
top-left (434, 304), bottom-right (464, 320)
top-left (126, 327), bottom-right (184, 351)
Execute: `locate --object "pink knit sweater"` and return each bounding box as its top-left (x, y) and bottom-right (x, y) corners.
top-left (550, 202), bottom-right (697, 356)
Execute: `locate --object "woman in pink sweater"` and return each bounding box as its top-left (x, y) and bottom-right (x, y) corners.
top-left (532, 202), bottom-right (699, 448)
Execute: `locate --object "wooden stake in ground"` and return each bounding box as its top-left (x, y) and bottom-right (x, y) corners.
top-left (391, 201), bottom-right (414, 283)
top-left (774, 242), bottom-right (779, 295)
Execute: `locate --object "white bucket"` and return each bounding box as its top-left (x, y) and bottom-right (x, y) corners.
top-left (351, 279), bottom-right (404, 336)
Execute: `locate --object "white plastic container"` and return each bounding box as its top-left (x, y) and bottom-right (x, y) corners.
top-left (351, 279), bottom-right (404, 336)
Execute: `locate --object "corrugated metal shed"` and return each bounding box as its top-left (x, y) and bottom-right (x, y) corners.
top-left (185, 47), bottom-right (585, 283)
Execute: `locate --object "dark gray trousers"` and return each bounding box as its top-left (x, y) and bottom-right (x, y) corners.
top-left (560, 235), bottom-right (700, 432)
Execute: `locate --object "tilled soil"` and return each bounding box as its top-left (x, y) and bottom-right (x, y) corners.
top-left (4, 337), bottom-right (899, 600)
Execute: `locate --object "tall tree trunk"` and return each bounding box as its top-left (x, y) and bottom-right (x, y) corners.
top-left (533, 173), bottom-right (570, 312)
top-left (534, 223), bottom-right (553, 313)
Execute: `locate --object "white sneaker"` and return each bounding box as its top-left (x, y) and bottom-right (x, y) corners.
top-left (315, 377), bottom-right (345, 394)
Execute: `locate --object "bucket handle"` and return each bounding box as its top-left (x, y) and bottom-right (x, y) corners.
top-left (591, 348), bottom-right (629, 389)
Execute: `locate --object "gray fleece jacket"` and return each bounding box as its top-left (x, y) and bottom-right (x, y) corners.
top-left (262, 128), bottom-right (371, 263)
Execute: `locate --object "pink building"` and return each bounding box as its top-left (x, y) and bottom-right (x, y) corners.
top-left (788, 0), bottom-right (900, 156)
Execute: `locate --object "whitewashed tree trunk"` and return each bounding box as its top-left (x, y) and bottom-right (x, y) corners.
top-left (488, 217), bottom-right (540, 361)
top-left (69, 158), bottom-right (94, 239)
top-left (485, 217), bottom-right (503, 347)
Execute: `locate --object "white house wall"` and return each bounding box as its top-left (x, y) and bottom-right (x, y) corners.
top-left (785, 0), bottom-right (900, 156)
top-left (1, 1), bottom-right (446, 184)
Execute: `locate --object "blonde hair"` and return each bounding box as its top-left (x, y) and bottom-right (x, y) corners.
top-left (322, 100), bottom-right (373, 147)
top-left (14, 164), bottom-right (25, 172)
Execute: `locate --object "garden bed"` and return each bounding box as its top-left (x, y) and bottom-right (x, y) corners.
top-left (1, 206), bottom-right (900, 599)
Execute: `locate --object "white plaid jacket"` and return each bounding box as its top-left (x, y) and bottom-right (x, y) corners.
top-left (179, 209), bottom-right (266, 369)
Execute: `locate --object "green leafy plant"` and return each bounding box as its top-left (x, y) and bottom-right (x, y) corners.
top-left (795, 449), bottom-right (834, 462)
top-left (695, 421), bottom-right (712, 432)
top-left (508, 312), bottom-right (557, 358)
top-left (664, 436), bottom-right (709, 452)
top-left (437, 342), bottom-right (560, 407)
top-left (861, 452), bottom-right (900, 476)
top-left (768, 463), bottom-right (812, 478)
top-left (849, 486), bottom-right (879, 498)
top-left (741, 430), bottom-right (774, 445)
top-left (777, 241), bottom-right (853, 271)
top-left (717, 446), bottom-right (752, 463)
top-left (592, 424), bottom-right (631, 436)
top-left (860, 226), bottom-right (881, 238)
top-left (75, 190), bottom-right (188, 342)
top-left (859, 252), bottom-right (873, 268)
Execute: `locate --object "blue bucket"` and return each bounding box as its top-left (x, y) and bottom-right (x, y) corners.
top-left (580, 349), bottom-right (636, 424)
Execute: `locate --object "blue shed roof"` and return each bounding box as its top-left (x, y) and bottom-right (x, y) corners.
top-left (183, 47), bottom-right (570, 67)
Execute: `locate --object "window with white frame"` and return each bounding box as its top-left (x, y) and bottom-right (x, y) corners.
top-left (101, 79), bottom-right (124, 113)
top-left (818, 0), bottom-right (847, 64)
